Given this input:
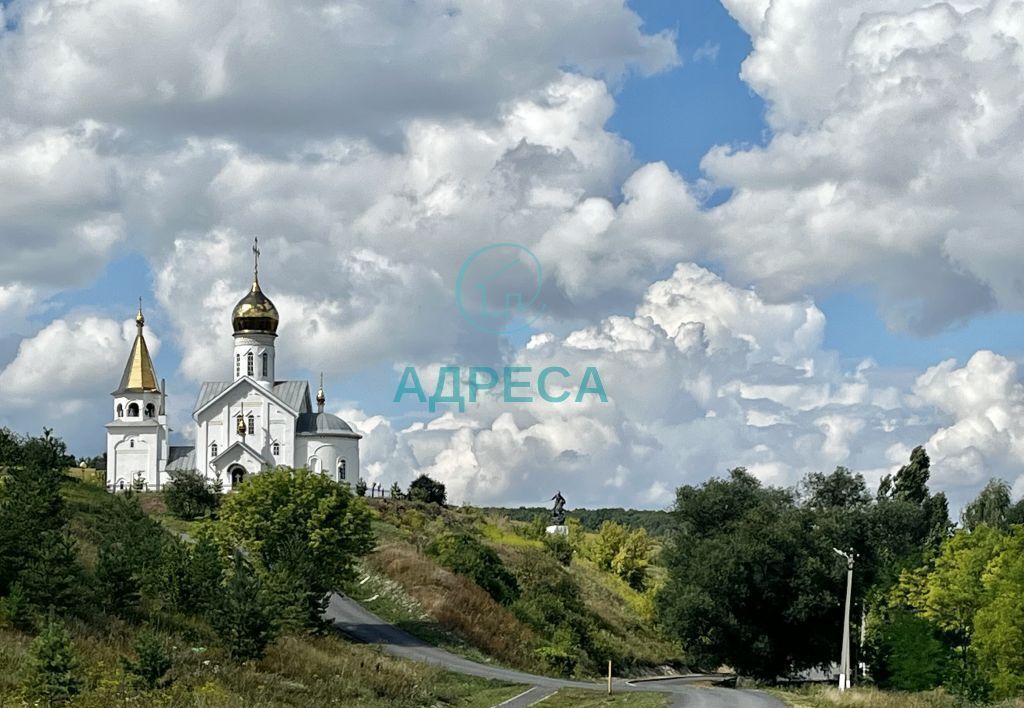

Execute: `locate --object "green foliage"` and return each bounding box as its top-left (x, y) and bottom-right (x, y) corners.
top-left (95, 539), bottom-right (141, 617)
top-left (425, 532), bottom-right (520, 605)
top-left (17, 530), bottom-right (83, 615)
top-left (159, 528), bottom-right (223, 616)
top-left (389, 481), bottom-right (403, 498)
top-left (21, 613), bottom-right (80, 705)
top-left (865, 608), bottom-right (950, 691)
top-left (611, 528), bottom-right (651, 590)
top-left (542, 531), bottom-right (573, 566)
top-left (219, 466), bottom-right (374, 629)
top-left (164, 470), bottom-right (220, 520)
top-left (659, 467), bottom-right (865, 678)
top-left (509, 549), bottom-right (602, 677)
top-left (121, 630), bottom-right (172, 689)
top-left (974, 527), bottom-right (1024, 698)
top-left (210, 551), bottom-right (277, 662)
top-left (0, 581), bottom-right (36, 631)
top-left (408, 474), bottom-right (446, 505)
top-left (961, 478), bottom-right (1011, 532)
top-left (591, 521), bottom-right (628, 572)
top-left (355, 478), bottom-right (368, 497)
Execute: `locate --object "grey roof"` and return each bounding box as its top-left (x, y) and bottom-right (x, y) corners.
top-left (193, 380), bottom-right (311, 415)
top-left (296, 412), bottom-right (361, 438)
top-left (166, 446), bottom-right (196, 472)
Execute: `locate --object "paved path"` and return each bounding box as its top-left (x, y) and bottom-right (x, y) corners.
top-left (324, 592), bottom-right (786, 708)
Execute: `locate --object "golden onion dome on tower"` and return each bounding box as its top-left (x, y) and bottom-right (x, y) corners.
top-left (232, 237), bottom-right (279, 335)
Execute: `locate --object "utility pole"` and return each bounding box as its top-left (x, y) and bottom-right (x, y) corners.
top-left (833, 548), bottom-right (855, 692)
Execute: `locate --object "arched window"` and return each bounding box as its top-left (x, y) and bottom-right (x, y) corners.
top-left (145, 403), bottom-right (155, 418)
top-left (116, 404), bottom-right (123, 417)
top-left (262, 352), bottom-right (268, 377)
top-left (210, 442), bottom-right (218, 458)
top-left (337, 459), bottom-right (347, 481)
top-left (272, 441), bottom-right (280, 455)
top-left (127, 402), bottom-right (139, 417)
top-left (129, 439), bottom-right (135, 448)
top-left (246, 352), bottom-right (254, 376)
top-left (247, 413), bottom-right (255, 435)
top-left (235, 353), bottom-right (240, 377)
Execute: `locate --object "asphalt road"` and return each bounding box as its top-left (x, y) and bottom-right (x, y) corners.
top-left (324, 592), bottom-right (786, 708)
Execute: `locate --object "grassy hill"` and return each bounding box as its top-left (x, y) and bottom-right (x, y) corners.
top-left (0, 480), bottom-right (522, 708)
top-left (345, 498), bottom-right (685, 679)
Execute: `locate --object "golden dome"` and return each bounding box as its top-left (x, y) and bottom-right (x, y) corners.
top-left (232, 278), bottom-right (279, 335)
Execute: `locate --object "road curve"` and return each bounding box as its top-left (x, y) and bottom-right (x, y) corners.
top-left (324, 592), bottom-right (786, 708)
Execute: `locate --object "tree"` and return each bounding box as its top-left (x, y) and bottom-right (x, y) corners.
top-left (865, 607), bottom-right (950, 691)
top-left (210, 551), bottom-right (277, 662)
top-left (164, 470), bottom-right (219, 520)
top-left (543, 532), bottom-right (574, 566)
top-left (590, 521), bottom-right (628, 572)
top-left (21, 614), bottom-right (80, 705)
top-left (355, 478), bottom-right (367, 497)
top-left (95, 539), bottom-right (141, 617)
top-left (892, 446), bottom-right (931, 504)
top-left (408, 474), bottom-right (446, 505)
top-left (962, 479), bottom-right (1011, 531)
top-left (658, 468), bottom-right (849, 678)
top-left (121, 630), bottom-right (172, 689)
top-left (612, 528), bottom-right (652, 590)
top-left (389, 481), bottom-right (403, 499)
top-left (973, 527), bottom-right (1024, 698)
top-left (219, 466), bottom-right (373, 628)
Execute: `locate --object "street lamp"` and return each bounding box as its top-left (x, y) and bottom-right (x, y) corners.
top-left (833, 548), bottom-right (855, 691)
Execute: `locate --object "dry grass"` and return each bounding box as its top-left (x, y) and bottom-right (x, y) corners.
top-left (367, 542), bottom-right (542, 671)
top-left (774, 686), bottom-right (1024, 708)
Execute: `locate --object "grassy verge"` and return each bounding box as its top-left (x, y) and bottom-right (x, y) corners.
top-left (547, 688), bottom-right (670, 706)
top-left (770, 686), bottom-right (1024, 708)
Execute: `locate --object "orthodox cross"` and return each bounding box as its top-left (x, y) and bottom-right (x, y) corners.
top-left (252, 236), bottom-right (261, 280)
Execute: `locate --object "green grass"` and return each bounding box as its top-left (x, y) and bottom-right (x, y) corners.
top-left (548, 688), bottom-right (670, 706)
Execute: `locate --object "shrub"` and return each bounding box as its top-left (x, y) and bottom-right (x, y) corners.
top-left (96, 539), bottom-right (141, 617)
top-left (389, 482), bottom-right (403, 499)
top-left (426, 532), bottom-right (520, 605)
top-left (408, 474), bottom-right (446, 505)
top-left (542, 532), bottom-right (573, 566)
top-left (355, 478), bottom-right (368, 497)
top-left (164, 470), bottom-right (219, 520)
top-left (121, 630), bottom-right (172, 689)
top-left (0, 581), bottom-right (36, 631)
top-left (21, 614), bottom-right (80, 705)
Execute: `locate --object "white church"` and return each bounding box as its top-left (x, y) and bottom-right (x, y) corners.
top-left (104, 240), bottom-right (361, 491)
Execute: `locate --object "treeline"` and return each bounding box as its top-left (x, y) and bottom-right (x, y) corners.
top-left (480, 506), bottom-right (673, 536)
top-left (656, 446), bottom-right (1024, 700)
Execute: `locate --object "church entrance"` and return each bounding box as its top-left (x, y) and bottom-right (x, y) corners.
top-left (229, 465), bottom-right (247, 487)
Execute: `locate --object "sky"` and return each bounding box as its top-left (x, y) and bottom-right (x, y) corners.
top-left (1, 0), bottom-right (1024, 512)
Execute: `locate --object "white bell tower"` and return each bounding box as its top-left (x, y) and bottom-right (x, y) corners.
top-left (231, 237), bottom-right (278, 388)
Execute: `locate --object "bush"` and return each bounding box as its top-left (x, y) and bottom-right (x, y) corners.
top-left (426, 532), bottom-right (520, 605)
top-left (159, 529), bottom-right (222, 616)
top-left (21, 614), bottom-right (80, 705)
top-left (408, 474), bottom-right (446, 505)
top-left (355, 478), bottom-right (368, 497)
top-left (542, 532), bottom-right (573, 566)
top-left (164, 470), bottom-right (219, 520)
top-left (121, 630), bottom-right (172, 689)
top-left (96, 539), bottom-right (141, 617)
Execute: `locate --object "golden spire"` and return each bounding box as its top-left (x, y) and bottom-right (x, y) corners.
top-left (113, 299), bottom-right (160, 394)
top-left (316, 372), bottom-right (326, 413)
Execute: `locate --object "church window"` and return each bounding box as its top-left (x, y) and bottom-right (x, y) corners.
top-left (262, 352), bottom-right (268, 377)
top-left (116, 404), bottom-right (123, 417)
top-left (247, 352), bottom-right (254, 376)
top-left (211, 442), bottom-right (218, 458)
top-left (127, 402), bottom-right (139, 417)
top-left (235, 353), bottom-right (240, 377)
top-left (145, 403), bottom-right (155, 417)
top-left (247, 413), bottom-right (255, 435)
top-left (337, 459), bottom-right (346, 481)
top-left (272, 442), bottom-right (280, 455)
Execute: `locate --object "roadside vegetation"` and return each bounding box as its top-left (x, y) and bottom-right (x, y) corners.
top-left (0, 427), bottom-right (519, 707)
top-left (657, 446), bottom-right (1024, 701)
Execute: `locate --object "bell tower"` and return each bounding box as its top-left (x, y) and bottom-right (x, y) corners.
top-left (231, 237), bottom-right (278, 388)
